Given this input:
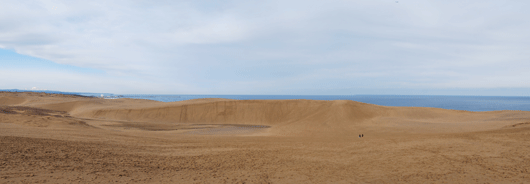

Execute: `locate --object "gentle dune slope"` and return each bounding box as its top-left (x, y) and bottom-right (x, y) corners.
top-left (0, 96), bottom-right (26, 105)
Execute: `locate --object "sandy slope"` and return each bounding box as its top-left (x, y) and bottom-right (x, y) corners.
top-left (1, 92), bottom-right (530, 183)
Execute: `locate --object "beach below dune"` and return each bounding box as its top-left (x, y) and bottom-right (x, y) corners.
top-left (1, 92), bottom-right (530, 183)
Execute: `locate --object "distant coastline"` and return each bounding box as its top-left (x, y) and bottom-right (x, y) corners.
top-left (1, 89), bottom-right (530, 112)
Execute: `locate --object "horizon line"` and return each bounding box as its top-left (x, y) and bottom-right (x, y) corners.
top-left (1, 89), bottom-right (529, 97)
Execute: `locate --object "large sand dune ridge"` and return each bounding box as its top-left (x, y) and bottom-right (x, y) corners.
top-left (1, 92), bottom-right (530, 183)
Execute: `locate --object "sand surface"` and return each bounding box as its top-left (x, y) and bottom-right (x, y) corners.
top-left (1, 92), bottom-right (530, 183)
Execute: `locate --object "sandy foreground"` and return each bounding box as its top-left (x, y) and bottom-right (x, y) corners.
top-left (1, 92), bottom-right (530, 183)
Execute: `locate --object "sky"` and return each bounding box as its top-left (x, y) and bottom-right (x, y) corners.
top-left (1, 0), bottom-right (529, 95)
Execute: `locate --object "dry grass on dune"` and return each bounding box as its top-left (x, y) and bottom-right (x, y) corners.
top-left (1, 92), bottom-right (530, 183)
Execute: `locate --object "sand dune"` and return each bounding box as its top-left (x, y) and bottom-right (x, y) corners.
top-left (72, 97), bottom-right (530, 136)
top-left (0, 96), bottom-right (26, 105)
top-left (1, 92), bottom-right (530, 183)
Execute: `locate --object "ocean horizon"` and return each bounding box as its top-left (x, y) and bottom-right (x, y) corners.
top-left (2, 89), bottom-right (530, 112)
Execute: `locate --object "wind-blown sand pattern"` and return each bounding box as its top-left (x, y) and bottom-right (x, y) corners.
top-left (1, 92), bottom-right (530, 183)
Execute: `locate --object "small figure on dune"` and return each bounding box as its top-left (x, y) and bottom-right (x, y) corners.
top-left (359, 134), bottom-right (361, 138)
top-left (362, 134), bottom-right (364, 137)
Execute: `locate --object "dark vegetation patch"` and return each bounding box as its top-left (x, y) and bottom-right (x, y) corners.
top-left (0, 106), bottom-right (69, 117)
top-left (508, 122), bottom-right (530, 128)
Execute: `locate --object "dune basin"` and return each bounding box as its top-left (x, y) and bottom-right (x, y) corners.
top-left (1, 92), bottom-right (530, 183)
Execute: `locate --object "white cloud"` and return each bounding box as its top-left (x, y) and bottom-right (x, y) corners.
top-left (1, 0), bottom-right (530, 94)
top-left (30, 87), bottom-right (47, 90)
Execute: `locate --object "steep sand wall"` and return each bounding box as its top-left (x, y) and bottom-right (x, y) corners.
top-left (80, 100), bottom-right (383, 126)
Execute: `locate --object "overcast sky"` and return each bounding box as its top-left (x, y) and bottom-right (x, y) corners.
top-left (1, 0), bottom-right (529, 95)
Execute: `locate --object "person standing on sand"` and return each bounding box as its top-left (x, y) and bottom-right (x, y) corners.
top-left (359, 134), bottom-right (361, 138)
top-left (362, 134), bottom-right (364, 137)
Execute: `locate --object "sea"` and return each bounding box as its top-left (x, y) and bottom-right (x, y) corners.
top-left (2, 89), bottom-right (530, 112)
